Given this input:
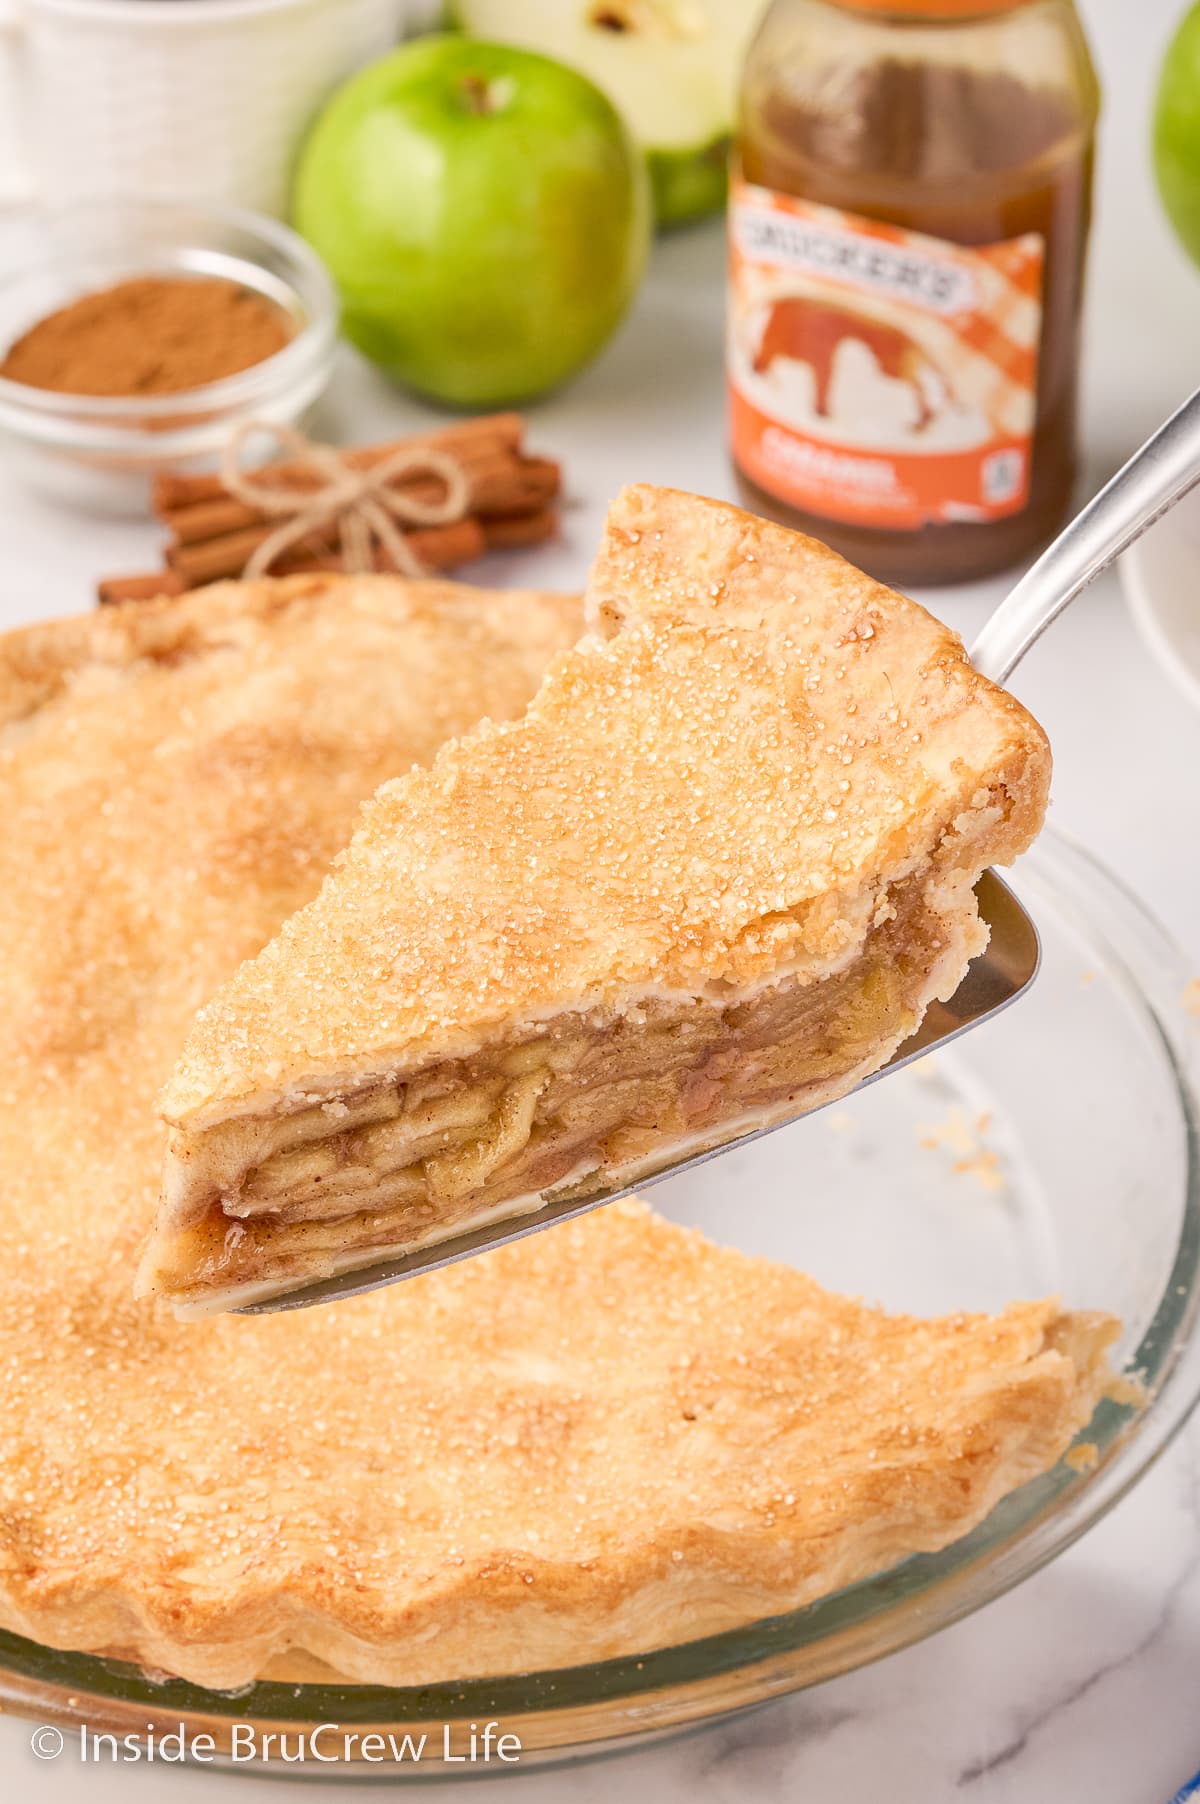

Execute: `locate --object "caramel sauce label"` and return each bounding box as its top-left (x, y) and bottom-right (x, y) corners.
top-left (728, 179), bottom-right (1045, 531)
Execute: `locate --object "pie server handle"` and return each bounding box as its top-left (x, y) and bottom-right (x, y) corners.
top-left (972, 383), bottom-right (1200, 685)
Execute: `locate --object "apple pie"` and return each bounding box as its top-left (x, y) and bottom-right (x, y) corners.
top-left (0, 571), bottom-right (1115, 1691)
top-left (142, 487), bottom-right (1050, 1316)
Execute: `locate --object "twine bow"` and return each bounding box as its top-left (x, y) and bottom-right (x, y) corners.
top-left (220, 422), bottom-right (472, 581)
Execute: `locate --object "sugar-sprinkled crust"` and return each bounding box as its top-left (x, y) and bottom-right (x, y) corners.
top-left (4, 1197), bottom-right (1116, 1690)
top-left (586, 483), bottom-right (1049, 854)
top-left (144, 489), bottom-right (1050, 1312)
top-left (0, 565), bottom-right (1112, 1691)
top-left (162, 491), bottom-right (1049, 1129)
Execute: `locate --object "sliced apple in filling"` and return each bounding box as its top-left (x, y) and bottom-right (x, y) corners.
top-left (138, 487), bottom-right (1050, 1317)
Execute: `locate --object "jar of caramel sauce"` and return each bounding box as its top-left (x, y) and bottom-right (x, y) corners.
top-left (728, 0), bottom-right (1100, 585)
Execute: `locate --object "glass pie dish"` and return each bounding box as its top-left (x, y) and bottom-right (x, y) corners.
top-left (0, 828), bottom-right (1196, 1773)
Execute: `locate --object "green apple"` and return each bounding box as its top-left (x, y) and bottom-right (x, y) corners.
top-left (1155, 0), bottom-right (1200, 267)
top-left (454, 1), bottom-right (762, 228)
top-left (292, 35), bottom-right (651, 407)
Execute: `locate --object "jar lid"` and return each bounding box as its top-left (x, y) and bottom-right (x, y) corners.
top-left (831, 1), bottom-right (1033, 16)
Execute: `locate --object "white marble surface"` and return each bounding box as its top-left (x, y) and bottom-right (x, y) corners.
top-left (2, 0), bottom-right (1200, 1797)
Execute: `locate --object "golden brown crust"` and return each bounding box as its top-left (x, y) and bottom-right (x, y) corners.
top-left (2, 1192), bottom-right (1115, 1691)
top-left (586, 484), bottom-right (1051, 869)
top-left (0, 569), bottom-right (582, 737)
top-left (161, 492), bottom-right (1049, 1129)
top-left (0, 570), bottom-right (1110, 1691)
top-left (146, 489), bottom-right (1050, 1309)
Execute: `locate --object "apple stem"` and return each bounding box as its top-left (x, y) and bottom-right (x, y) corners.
top-left (460, 73), bottom-right (495, 116)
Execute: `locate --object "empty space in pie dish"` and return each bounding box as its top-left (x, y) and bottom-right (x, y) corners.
top-left (656, 833), bottom-right (1186, 1361)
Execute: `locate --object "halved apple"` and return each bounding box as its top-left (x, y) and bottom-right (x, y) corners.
top-left (454, 1), bottom-right (762, 227)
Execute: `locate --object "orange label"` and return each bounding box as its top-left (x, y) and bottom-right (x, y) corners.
top-left (727, 179), bottom-right (1045, 531)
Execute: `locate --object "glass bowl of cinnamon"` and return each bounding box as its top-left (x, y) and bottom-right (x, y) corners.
top-left (0, 197), bottom-right (338, 514)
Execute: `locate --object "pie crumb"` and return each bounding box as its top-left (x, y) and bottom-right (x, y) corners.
top-left (1106, 1372), bottom-right (1147, 1409)
top-left (918, 1106), bottom-right (1006, 1192)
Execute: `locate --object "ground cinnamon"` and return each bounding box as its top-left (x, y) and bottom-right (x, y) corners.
top-left (0, 276), bottom-right (293, 397)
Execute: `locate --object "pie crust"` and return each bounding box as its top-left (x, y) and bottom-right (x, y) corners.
top-left (143, 488), bottom-right (1051, 1316)
top-left (0, 572), bottom-right (1113, 1692)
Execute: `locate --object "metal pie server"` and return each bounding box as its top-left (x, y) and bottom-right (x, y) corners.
top-left (241, 385), bottom-right (1200, 1314)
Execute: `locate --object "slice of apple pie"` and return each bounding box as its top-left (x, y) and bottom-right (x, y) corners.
top-left (140, 487), bottom-right (1050, 1316)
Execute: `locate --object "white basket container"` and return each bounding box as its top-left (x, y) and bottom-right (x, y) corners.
top-left (0, 0), bottom-right (408, 217)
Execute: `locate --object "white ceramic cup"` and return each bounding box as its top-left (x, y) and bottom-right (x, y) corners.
top-left (0, 0), bottom-right (409, 216)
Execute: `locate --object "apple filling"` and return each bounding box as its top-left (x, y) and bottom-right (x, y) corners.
top-left (149, 875), bottom-right (985, 1314)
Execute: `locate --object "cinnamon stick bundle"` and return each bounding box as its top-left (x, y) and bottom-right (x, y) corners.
top-left (150, 413), bottom-right (525, 512)
top-left (165, 453), bottom-right (559, 546)
top-left (98, 571), bottom-right (186, 605)
top-left (98, 415), bottom-right (562, 605)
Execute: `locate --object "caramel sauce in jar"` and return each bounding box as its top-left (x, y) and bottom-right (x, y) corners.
top-left (729, 0), bottom-right (1099, 585)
